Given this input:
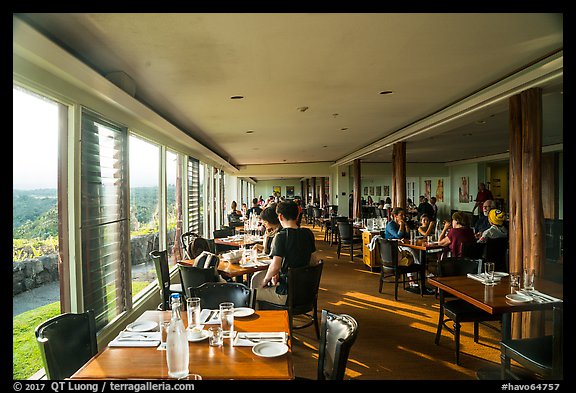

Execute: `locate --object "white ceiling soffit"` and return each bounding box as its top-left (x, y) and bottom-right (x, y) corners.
top-left (332, 51), bottom-right (563, 167)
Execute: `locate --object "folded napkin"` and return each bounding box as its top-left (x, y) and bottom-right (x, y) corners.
top-left (233, 332), bottom-right (288, 347)
top-left (109, 331), bottom-right (161, 347)
top-left (200, 309), bottom-right (221, 324)
top-left (467, 273), bottom-right (502, 284)
top-left (517, 289), bottom-right (562, 303)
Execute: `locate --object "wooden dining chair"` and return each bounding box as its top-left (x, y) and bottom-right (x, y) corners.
top-left (190, 282), bottom-right (255, 309)
top-left (434, 257), bottom-right (501, 365)
top-left (500, 304), bottom-right (563, 380)
top-left (317, 309), bottom-right (359, 380)
top-left (35, 310), bottom-right (98, 380)
top-left (178, 263), bottom-right (220, 298)
top-left (336, 222), bottom-right (362, 260)
top-left (377, 238), bottom-right (425, 300)
top-left (150, 250), bottom-right (185, 310)
top-left (258, 260), bottom-right (324, 339)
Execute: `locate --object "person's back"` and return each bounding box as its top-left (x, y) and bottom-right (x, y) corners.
top-left (248, 197), bottom-right (263, 217)
top-left (479, 209), bottom-right (508, 243)
top-left (447, 226), bottom-right (476, 257)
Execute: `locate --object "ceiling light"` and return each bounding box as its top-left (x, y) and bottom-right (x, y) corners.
top-left (297, 106), bottom-right (309, 112)
top-left (379, 90), bottom-right (394, 95)
top-left (341, 127), bottom-right (348, 131)
top-left (475, 120), bottom-right (486, 125)
top-left (230, 95), bottom-right (244, 99)
top-left (246, 130), bottom-right (254, 134)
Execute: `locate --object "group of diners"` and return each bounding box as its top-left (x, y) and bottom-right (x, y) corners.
top-left (383, 199), bottom-right (508, 294)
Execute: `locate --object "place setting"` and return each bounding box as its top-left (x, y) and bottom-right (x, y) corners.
top-left (109, 320), bottom-right (161, 347)
top-left (466, 262), bottom-right (508, 285)
top-left (233, 331), bottom-right (289, 357)
top-left (506, 268), bottom-right (563, 304)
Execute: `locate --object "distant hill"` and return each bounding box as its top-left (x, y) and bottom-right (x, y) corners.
top-left (13, 186), bottom-right (175, 239)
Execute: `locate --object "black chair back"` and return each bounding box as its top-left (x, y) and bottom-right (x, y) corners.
top-left (150, 250), bottom-right (171, 310)
top-left (182, 231), bottom-right (212, 259)
top-left (258, 260), bottom-right (324, 338)
top-left (35, 310), bottom-right (98, 380)
top-left (178, 263), bottom-right (220, 298)
top-left (461, 242), bottom-right (486, 261)
top-left (377, 238), bottom-right (426, 300)
top-left (213, 228), bottom-right (235, 238)
top-left (485, 237), bottom-right (509, 272)
top-left (337, 222), bottom-right (354, 243)
top-left (317, 309), bottom-right (359, 380)
top-left (191, 282), bottom-right (255, 309)
top-left (378, 237), bottom-right (399, 265)
top-left (437, 257), bottom-right (480, 277)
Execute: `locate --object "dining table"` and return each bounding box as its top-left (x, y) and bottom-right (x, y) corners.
top-left (427, 274), bottom-right (563, 379)
top-left (213, 234), bottom-right (263, 249)
top-left (427, 275), bottom-right (563, 340)
top-left (70, 310), bottom-right (294, 380)
top-left (179, 258), bottom-right (270, 283)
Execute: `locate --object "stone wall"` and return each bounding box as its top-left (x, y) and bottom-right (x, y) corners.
top-left (13, 230), bottom-right (176, 296)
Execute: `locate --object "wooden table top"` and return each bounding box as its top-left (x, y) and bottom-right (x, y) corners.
top-left (428, 275), bottom-right (563, 315)
top-left (214, 236), bottom-right (263, 248)
top-left (71, 310), bottom-right (293, 380)
top-left (179, 259), bottom-right (269, 279)
top-left (398, 238), bottom-right (445, 251)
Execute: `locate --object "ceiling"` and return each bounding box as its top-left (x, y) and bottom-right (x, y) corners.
top-left (15, 13), bottom-right (563, 176)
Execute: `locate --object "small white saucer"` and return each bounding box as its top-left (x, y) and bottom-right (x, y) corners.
top-left (187, 330), bottom-right (210, 342)
top-left (234, 307), bottom-right (255, 317)
top-left (506, 293), bottom-right (533, 303)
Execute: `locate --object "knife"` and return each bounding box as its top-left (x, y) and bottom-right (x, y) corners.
top-left (204, 310), bottom-right (215, 323)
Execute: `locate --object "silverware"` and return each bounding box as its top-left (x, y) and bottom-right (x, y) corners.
top-left (204, 310), bottom-right (215, 323)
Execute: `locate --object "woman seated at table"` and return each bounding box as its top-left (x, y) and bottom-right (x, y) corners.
top-left (252, 201), bottom-right (316, 307)
top-left (251, 203), bottom-right (280, 255)
top-left (228, 201), bottom-right (244, 227)
top-left (417, 214), bottom-right (436, 237)
top-left (478, 209), bottom-right (508, 243)
top-left (437, 211), bottom-right (475, 257)
top-left (384, 207), bottom-right (409, 239)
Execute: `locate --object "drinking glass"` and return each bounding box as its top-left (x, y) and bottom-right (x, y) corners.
top-left (509, 272), bottom-right (521, 293)
top-left (208, 326), bottom-right (223, 347)
top-left (158, 313), bottom-right (171, 350)
top-left (426, 235), bottom-right (433, 244)
top-left (484, 262), bottom-right (495, 285)
top-left (219, 302), bottom-right (234, 338)
top-left (186, 297), bottom-right (201, 330)
top-left (523, 267), bottom-right (535, 291)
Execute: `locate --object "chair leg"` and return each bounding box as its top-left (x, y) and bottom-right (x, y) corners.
top-left (473, 322), bottom-right (479, 342)
top-left (378, 274), bottom-right (384, 293)
top-left (350, 243), bottom-right (354, 261)
top-left (434, 308), bottom-right (444, 345)
top-left (453, 321), bottom-right (461, 365)
top-left (394, 271), bottom-right (400, 300)
top-left (313, 303), bottom-right (320, 339)
top-left (337, 243), bottom-right (341, 259)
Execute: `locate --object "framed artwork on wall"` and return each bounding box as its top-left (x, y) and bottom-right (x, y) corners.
top-left (376, 186), bottom-right (382, 196)
top-left (369, 186), bottom-right (374, 196)
top-left (459, 176), bottom-right (469, 203)
top-left (273, 186), bottom-right (281, 197)
top-left (383, 185), bottom-right (390, 197)
top-left (424, 180), bottom-right (431, 200)
top-left (364, 186), bottom-right (368, 195)
top-left (436, 179), bottom-right (444, 202)
top-left (286, 186), bottom-right (294, 198)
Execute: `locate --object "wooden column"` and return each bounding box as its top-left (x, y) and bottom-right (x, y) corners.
top-left (305, 179), bottom-right (310, 205)
top-left (312, 177), bottom-right (317, 205)
top-left (353, 159), bottom-right (362, 219)
top-left (392, 142), bottom-right (406, 209)
top-left (300, 180), bottom-right (305, 201)
top-left (320, 177), bottom-right (326, 209)
top-left (509, 87), bottom-right (545, 338)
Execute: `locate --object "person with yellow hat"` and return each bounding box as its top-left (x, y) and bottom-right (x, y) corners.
top-left (478, 209), bottom-right (508, 243)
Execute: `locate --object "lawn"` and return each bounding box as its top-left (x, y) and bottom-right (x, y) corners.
top-left (13, 281), bottom-right (151, 380)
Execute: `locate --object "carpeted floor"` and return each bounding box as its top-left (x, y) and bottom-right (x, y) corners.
top-left (289, 223), bottom-right (504, 380)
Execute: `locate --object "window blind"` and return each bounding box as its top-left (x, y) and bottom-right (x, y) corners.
top-left (187, 157), bottom-right (201, 236)
top-left (81, 110), bottom-right (130, 330)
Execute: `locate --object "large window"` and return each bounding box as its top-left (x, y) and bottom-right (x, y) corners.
top-left (129, 135), bottom-right (160, 298)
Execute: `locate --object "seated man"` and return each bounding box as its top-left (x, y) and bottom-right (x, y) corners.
top-left (474, 199), bottom-right (495, 238)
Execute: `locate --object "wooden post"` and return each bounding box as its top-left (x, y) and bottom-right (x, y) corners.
top-left (353, 159), bottom-right (361, 219)
top-left (320, 177), bottom-right (326, 209)
top-left (392, 142), bottom-right (406, 209)
top-left (312, 177), bottom-right (317, 205)
top-left (509, 87), bottom-right (545, 338)
top-left (305, 178), bottom-right (310, 205)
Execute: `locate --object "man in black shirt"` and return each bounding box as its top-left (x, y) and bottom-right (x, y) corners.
top-left (247, 197), bottom-right (263, 217)
top-left (253, 201), bottom-right (316, 306)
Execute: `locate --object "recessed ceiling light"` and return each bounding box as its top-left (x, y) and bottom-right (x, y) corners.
top-left (475, 120), bottom-right (486, 125)
top-left (462, 133), bottom-right (473, 137)
top-left (246, 130), bottom-right (254, 134)
top-left (323, 145), bottom-right (328, 148)
top-left (341, 127), bottom-right (348, 131)
top-left (230, 95), bottom-right (244, 99)
top-left (297, 106), bottom-right (309, 112)
top-left (379, 90), bottom-right (394, 95)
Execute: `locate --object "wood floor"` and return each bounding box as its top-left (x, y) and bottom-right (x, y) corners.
top-left (289, 222), bottom-right (504, 380)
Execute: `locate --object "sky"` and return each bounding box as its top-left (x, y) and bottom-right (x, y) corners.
top-left (13, 87), bottom-right (177, 190)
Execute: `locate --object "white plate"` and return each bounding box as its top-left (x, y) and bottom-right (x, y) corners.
top-left (187, 330), bottom-right (210, 342)
top-left (506, 293), bottom-right (533, 303)
top-left (126, 320), bottom-right (158, 332)
top-left (234, 307), bottom-right (255, 317)
top-left (252, 342), bottom-right (289, 358)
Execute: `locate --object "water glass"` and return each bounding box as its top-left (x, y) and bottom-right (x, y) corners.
top-left (523, 267), bottom-right (535, 291)
top-left (159, 320), bottom-right (170, 350)
top-left (186, 297), bottom-right (201, 330)
top-left (426, 235), bottom-right (433, 243)
top-left (219, 302), bottom-right (234, 338)
top-left (208, 326), bottom-right (223, 347)
top-left (410, 230), bottom-right (416, 242)
top-left (484, 262), bottom-right (495, 285)
top-left (509, 272), bottom-right (521, 293)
